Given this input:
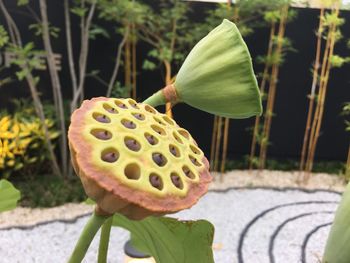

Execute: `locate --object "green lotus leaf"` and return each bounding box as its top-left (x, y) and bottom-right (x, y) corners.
top-left (113, 214), bottom-right (214, 263)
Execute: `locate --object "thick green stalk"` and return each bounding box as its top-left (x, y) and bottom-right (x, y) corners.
top-left (98, 217), bottom-right (113, 263)
top-left (143, 90), bottom-right (166, 107)
top-left (68, 212), bottom-right (109, 263)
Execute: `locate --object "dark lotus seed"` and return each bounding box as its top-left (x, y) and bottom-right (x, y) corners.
top-left (95, 115), bottom-right (109, 123)
top-left (133, 113), bottom-right (144, 120)
top-left (171, 174), bottom-right (182, 188)
top-left (102, 152), bottom-right (118, 162)
top-left (146, 134), bottom-right (157, 145)
top-left (106, 107), bottom-right (117, 113)
top-left (152, 153), bottom-right (166, 166)
top-left (117, 103), bottom-right (127, 109)
top-left (150, 174), bottom-right (162, 190)
top-left (170, 146), bottom-right (178, 157)
top-left (94, 130), bottom-right (111, 140)
top-left (122, 120), bottom-right (136, 129)
top-left (190, 156), bottom-right (201, 166)
top-left (125, 139), bottom-right (140, 151)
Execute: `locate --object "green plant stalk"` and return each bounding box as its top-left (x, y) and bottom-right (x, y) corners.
top-left (68, 212), bottom-right (109, 263)
top-left (98, 217), bottom-right (113, 263)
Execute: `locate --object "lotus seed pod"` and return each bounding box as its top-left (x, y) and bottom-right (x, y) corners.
top-left (68, 97), bottom-right (212, 220)
top-left (144, 19), bottom-right (262, 119)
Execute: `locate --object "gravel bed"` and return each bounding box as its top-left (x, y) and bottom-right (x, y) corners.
top-left (0, 187), bottom-right (341, 263)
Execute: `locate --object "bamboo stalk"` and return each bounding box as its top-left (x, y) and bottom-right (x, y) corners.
top-left (124, 28), bottom-right (131, 97)
top-left (259, 5), bottom-right (288, 170)
top-left (307, 8), bottom-right (339, 173)
top-left (305, 7), bottom-right (338, 174)
top-left (214, 116), bottom-right (223, 172)
top-left (249, 22), bottom-right (276, 170)
top-left (132, 23), bottom-right (137, 100)
top-left (300, 8), bottom-right (324, 171)
top-left (210, 115), bottom-right (218, 170)
top-left (220, 117), bottom-right (230, 180)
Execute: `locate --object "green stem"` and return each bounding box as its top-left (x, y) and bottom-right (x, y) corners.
top-left (98, 217), bottom-right (113, 263)
top-left (68, 212), bottom-right (109, 263)
top-left (143, 90), bottom-right (166, 107)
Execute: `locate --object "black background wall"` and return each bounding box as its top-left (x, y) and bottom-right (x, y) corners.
top-left (0, 1), bottom-right (349, 162)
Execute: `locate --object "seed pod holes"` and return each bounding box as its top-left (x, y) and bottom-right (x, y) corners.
top-left (132, 112), bottom-right (145, 121)
top-left (169, 144), bottom-right (180, 157)
top-left (121, 119), bottom-right (136, 129)
top-left (144, 133), bottom-right (158, 146)
top-left (103, 103), bottom-right (118, 114)
top-left (124, 163), bottom-right (141, 180)
top-left (149, 173), bottom-right (163, 190)
top-left (101, 148), bottom-right (119, 163)
top-left (93, 113), bottom-right (110, 123)
top-left (124, 137), bottom-right (141, 152)
top-left (152, 152), bottom-right (167, 167)
top-left (91, 129), bottom-right (112, 140)
top-left (182, 165), bottom-right (195, 179)
top-left (171, 172), bottom-right (183, 189)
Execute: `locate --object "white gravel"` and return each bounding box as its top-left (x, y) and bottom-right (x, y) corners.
top-left (0, 188), bottom-right (341, 263)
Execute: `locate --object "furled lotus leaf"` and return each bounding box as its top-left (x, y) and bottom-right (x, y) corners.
top-left (323, 182), bottom-right (350, 263)
top-left (144, 19), bottom-right (262, 119)
top-left (68, 97), bottom-right (212, 220)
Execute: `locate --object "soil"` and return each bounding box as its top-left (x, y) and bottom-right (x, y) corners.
top-left (0, 170), bottom-right (347, 229)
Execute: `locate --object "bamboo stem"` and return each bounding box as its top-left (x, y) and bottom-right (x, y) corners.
top-left (210, 115), bottom-right (218, 170)
top-left (214, 117), bottom-right (223, 172)
top-left (132, 23), bottom-right (137, 100)
top-left (249, 22), bottom-right (276, 170)
top-left (305, 6), bottom-right (339, 175)
top-left (300, 8), bottom-right (324, 171)
top-left (220, 117), bottom-right (230, 180)
top-left (259, 6), bottom-right (288, 170)
top-left (307, 8), bottom-right (338, 173)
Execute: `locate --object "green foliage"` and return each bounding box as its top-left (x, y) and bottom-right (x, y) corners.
top-left (29, 23), bottom-right (60, 38)
top-left (113, 214), bottom-right (215, 263)
top-left (0, 25), bottom-right (9, 48)
top-left (138, 0), bottom-right (196, 69)
top-left (97, 0), bottom-right (149, 27)
top-left (7, 42), bottom-right (45, 82)
top-left (330, 55), bottom-right (350, 68)
top-left (16, 175), bottom-right (86, 207)
top-left (0, 179), bottom-right (20, 213)
top-left (0, 99), bottom-right (59, 179)
top-left (88, 24), bottom-right (110, 40)
top-left (17, 0), bottom-right (29, 6)
top-left (110, 81), bottom-right (131, 98)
